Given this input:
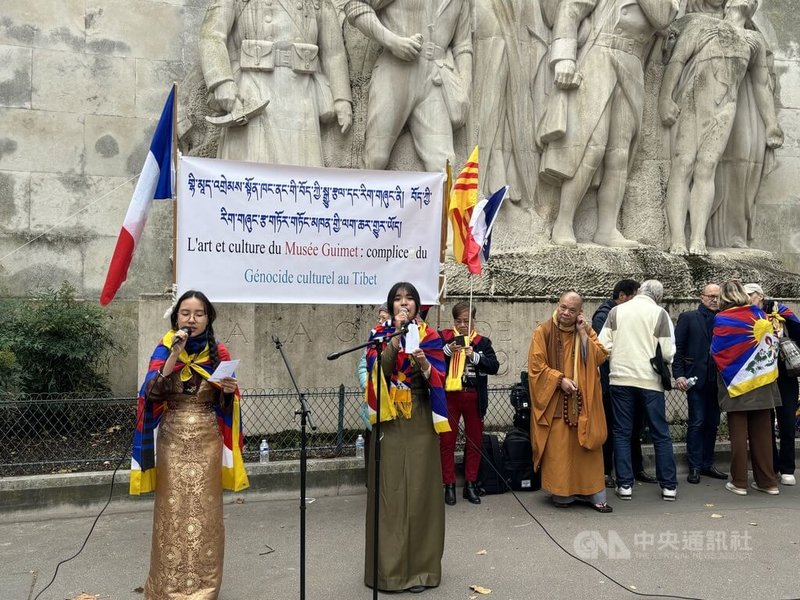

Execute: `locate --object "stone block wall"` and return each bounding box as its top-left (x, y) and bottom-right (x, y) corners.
top-left (1, 1), bottom-right (800, 393)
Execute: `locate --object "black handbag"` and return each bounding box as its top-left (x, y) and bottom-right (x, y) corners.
top-left (650, 343), bottom-right (673, 391)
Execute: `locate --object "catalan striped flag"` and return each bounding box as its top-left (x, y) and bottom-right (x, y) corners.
top-left (448, 146), bottom-right (482, 274)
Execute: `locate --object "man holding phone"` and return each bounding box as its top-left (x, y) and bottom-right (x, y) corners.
top-left (439, 302), bottom-right (500, 505)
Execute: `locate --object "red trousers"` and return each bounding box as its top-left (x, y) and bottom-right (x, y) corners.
top-left (439, 389), bottom-right (483, 484)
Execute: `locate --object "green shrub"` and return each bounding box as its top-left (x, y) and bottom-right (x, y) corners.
top-left (0, 282), bottom-right (118, 395)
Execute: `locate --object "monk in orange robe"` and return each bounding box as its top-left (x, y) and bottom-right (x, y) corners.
top-left (528, 291), bottom-right (611, 512)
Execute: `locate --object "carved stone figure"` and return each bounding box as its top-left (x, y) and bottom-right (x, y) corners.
top-left (474, 0), bottom-right (549, 205)
top-left (659, 0), bottom-right (783, 255)
top-left (667, 0), bottom-right (781, 251)
top-left (537, 0), bottom-right (678, 248)
top-left (343, 0), bottom-right (472, 172)
top-left (199, 0), bottom-right (353, 166)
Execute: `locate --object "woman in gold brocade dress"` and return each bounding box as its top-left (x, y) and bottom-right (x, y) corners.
top-left (130, 290), bottom-right (249, 600)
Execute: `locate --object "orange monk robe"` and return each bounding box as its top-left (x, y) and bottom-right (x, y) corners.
top-left (528, 318), bottom-right (608, 497)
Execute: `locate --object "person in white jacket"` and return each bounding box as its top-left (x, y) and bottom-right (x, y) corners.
top-left (598, 280), bottom-right (678, 501)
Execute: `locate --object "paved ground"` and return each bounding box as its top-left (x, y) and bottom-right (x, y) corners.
top-left (2, 478), bottom-right (799, 600)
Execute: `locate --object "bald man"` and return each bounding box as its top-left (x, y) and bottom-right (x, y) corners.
top-left (528, 292), bottom-right (611, 512)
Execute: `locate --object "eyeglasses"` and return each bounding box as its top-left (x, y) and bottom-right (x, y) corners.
top-left (178, 311), bottom-right (207, 319)
top-left (701, 294), bottom-right (719, 300)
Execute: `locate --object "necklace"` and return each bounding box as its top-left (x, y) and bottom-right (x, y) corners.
top-left (562, 388), bottom-right (583, 427)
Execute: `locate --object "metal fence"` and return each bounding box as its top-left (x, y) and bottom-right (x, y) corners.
top-left (0, 386), bottom-right (695, 477)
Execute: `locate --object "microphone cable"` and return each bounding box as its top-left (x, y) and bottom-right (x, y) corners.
top-left (34, 335), bottom-right (206, 599)
top-left (32, 401), bottom-right (144, 600)
top-left (458, 420), bottom-right (705, 600)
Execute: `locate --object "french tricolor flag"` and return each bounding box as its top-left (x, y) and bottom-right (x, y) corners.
top-left (466, 185), bottom-right (507, 273)
top-left (100, 87), bottom-right (175, 306)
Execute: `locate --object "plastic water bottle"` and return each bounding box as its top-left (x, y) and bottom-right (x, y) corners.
top-left (259, 439), bottom-right (270, 464)
top-left (355, 434), bottom-right (365, 459)
top-left (686, 376), bottom-right (698, 389)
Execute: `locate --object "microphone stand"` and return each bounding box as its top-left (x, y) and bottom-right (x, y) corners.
top-left (327, 324), bottom-right (406, 600)
top-left (273, 336), bottom-right (317, 600)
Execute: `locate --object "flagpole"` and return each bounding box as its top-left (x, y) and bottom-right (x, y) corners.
top-left (438, 160), bottom-right (451, 331)
top-left (171, 81), bottom-right (178, 287)
top-left (468, 274), bottom-right (474, 334)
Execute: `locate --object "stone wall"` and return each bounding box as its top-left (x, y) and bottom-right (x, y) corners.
top-left (1, 1), bottom-right (800, 392)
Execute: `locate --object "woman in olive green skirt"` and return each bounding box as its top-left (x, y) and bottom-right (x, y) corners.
top-left (364, 282), bottom-right (449, 593)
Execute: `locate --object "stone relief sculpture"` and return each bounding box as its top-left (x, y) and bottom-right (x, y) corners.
top-left (342, 0), bottom-right (472, 172)
top-left (474, 0), bottom-right (550, 205)
top-left (536, 0), bottom-right (679, 248)
top-left (659, 0), bottom-right (783, 255)
top-left (665, 0), bottom-right (775, 253)
top-left (199, 0), bottom-right (352, 166)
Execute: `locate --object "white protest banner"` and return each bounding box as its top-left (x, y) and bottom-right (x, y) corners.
top-left (177, 157), bottom-right (445, 304)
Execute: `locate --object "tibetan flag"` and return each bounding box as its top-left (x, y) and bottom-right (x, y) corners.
top-left (711, 305), bottom-right (779, 397)
top-left (448, 146), bottom-right (482, 274)
top-left (130, 332), bottom-right (249, 495)
top-left (364, 321), bottom-right (450, 434)
top-left (100, 86), bottom-right (175, 306)
top-left (468, 185), bottom-right (507, 269)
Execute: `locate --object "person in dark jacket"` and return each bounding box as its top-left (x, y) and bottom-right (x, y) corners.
top-left (439, 301), bottom-right (500, 505)
top-left (673, 283), bottom-right (727, 484)
top-left (592, 279), bottom-right (657, 487)
top-left (745, 283), bottom-right (800, 487)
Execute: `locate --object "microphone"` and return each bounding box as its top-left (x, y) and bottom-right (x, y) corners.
top-left (171, 326), bottom-right (192, 349)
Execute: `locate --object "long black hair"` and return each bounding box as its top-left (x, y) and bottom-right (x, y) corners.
top-left (386, 281), bottom-right (421, 321)
top-left (170, 290), bottom-right (221, 367)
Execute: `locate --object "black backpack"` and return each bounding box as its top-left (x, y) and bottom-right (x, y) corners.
top-left (502, 429), bottom-right (540, 492)
top-left (477, 433), bottom-right (508, 495)
top-left (510, 371), bottom-right (531, 430)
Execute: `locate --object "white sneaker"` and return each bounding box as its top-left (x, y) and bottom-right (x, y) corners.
top-left (615, 485), bottom-right (632, 500)
top-left (661, 487), bottom-right (677, 501)
top-left (780, 474), bottom-right (796, 486)
top-left (751, 482), bottom-right (780, 495)
top-left (725, 481), bottom-right (747, 496)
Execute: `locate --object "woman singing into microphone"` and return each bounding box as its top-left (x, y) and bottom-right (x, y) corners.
top-left (130, 290), bottom-right (249, 599)
top-left (363, 282), bottom-right (449, 594)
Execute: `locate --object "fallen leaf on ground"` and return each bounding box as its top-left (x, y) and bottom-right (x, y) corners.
top-left (710, 513), bottom-right (723, 519)
top-left (476, 549), bottom-right (487, 555)
top-left (72, 594), bottom-right (99, 600)
top-left (133, 586), bottom-right (144, 593)
top-left (470, 584), bottom-right (492, 594)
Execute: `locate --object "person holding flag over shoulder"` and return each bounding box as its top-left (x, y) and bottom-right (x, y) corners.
top-left (439, 301), bottom-right (499, 506)
top-left (711, 280), bottom-right (782, 496)
top-left (131, 289), bottom-right (248, 599)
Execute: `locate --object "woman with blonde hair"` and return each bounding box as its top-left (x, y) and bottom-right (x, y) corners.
top-left (711, 280), bottom-right (781, 496)
top-left (744, 283), bottom-right (800, 486)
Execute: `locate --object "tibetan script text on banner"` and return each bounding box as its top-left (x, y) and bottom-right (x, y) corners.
top-left (176, 157), bottom-right (445, 304)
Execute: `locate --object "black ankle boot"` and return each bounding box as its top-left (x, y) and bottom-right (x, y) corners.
top-left (444, 484), bottom-right (456, 506)
top-left (463, 481), bottom-right (481, 504)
